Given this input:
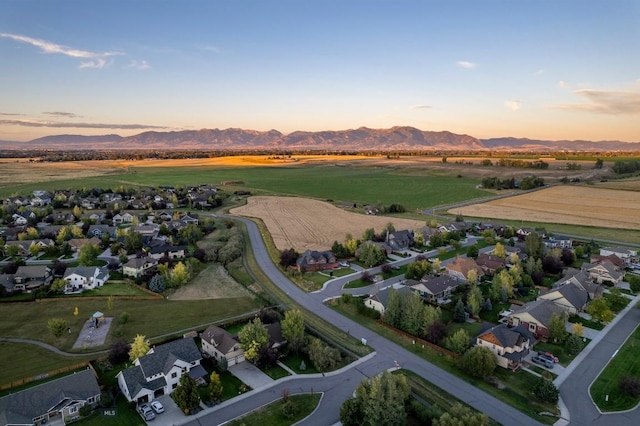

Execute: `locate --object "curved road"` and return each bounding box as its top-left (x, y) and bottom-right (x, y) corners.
top-left (182, 217), bottom-right (545, 426)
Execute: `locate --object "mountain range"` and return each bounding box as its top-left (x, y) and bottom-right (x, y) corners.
top-left (2, 126), bottom-right (639, 152)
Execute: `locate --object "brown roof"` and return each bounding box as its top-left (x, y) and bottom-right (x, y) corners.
top-left (201, 325), bottom-right (239, 355)
top-left (445, 257), bottom-right (483, 277)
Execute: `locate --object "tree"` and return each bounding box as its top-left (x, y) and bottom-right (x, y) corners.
top-left (357, 241), bottom-right (386, 268)
top-left (443, 329), bottom-right (470, 355)
top-left (483, 297), bottom-right (492, 312)
top-left (466, 269), bottom-right (479, 286)
top-left (50, 278), bottom-right (66, 293)
top-left (493, 242), bottom-right (506, 258)
top-left (119, 311), bottom-right (130, 324)
top-left (595, 158), bottom-right (604, 169)
top-left (281, 308), bottom-right (305, 352)
top-left (560, 248), bottom-right (575, 266)
top-left (419, 304), bottom-right (442, 336)
top-left (339, 371), bottom-right (410, 426)
top-left (434, 403), bottom-right (489, 426)
top-left (453, 299), bottom-right (466, 323)
top-left (425, 321), bottom-right (447, 344)
top-left (72, 205), bottom-right (82, 219)
top-left (108, 340), bottom-right (131, 364)
top-left (169, 261), bottom-right (190, 287)
top-left (148, 274), bottom-right (165, 293)
top-left (128, 334), bottom-right (150, 361)
top-left (180, 224), bottom-right (203, 244)
top-left (29, 243), bottom-right (41, 258)
top-left (548, 313), bottom-right (568, 343)
top-left (467, 284), bottom-right (483, 317)
top-left (383, 288), bottom-right (402, 329)
top-left (172, 374), bottom-right (201, 414)
top-left (306, 337), bottom-right (341, 372)
top-left (47, 318), bottom-right (68, 338)
top-left (279, 248), bottom-right (299, 268)
top-left (466, 244), bottom-right (479, 259)
top-left (565, 334), bottom-right (584, 356)
top-left (524, 231), bottom-right (545, 259)
top-left (459, 346), bottom-right (496, 378)
top-left (78, 242), bottom-right (100, 266)
top-left (606, 288), bottom-right (628, 312)
top-left (238, 317), bottom-right (269, 363)
top-left (619, 376), bottom-right (640, 398)
top-left (491, 270), bottom-right (514, 301)
top-left (208, 372), bottom-right (223, 402)
top-left (571, 322), bottom-right (584, 337)
top-left (362, 228), bottom-right (375, 241)
top-left (533, 377), bottom-right (559, 403)
top-left (628, 274), bottom-right (640, 293)
top-left (123, 231), bottom-right (144, 254)
top-left (405, 259), bottom-right (431, 280)
top-left (400, 292), bottom-right (425, 336)
top-left (586, 298), bottom-right (614, 323)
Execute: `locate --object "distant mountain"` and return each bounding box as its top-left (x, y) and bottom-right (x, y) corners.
top-left (0, 127), bottom-right (637, 151)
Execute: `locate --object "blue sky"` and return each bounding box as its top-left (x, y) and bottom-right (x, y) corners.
top-left (1, 0), bottom-right (639, 142)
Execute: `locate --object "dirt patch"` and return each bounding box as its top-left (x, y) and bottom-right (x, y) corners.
top-left (169, 264), bottom-right (253, 300)
top-left (230, 196), bottom-right (426, 252)
top-left (451, 185), bottom-right (640, 230)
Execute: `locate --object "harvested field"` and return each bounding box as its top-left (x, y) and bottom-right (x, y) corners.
top-left (451, 186), bottom-right (640, 230)
top-left (169, 264), bottom-right (253, 300)
top-left (230, 196), bottom-right (425, 252)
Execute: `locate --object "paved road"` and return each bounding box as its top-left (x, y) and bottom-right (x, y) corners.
top-left (180, 217), bottom-right (545, 426)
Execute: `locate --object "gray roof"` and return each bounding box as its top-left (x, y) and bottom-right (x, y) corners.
top-left (542, 282), bottom-right (588, 310)
top-left (138, 338), bottom-right (201, 379)
top-left (201, 325), bottom-right (240, 355)
top-left (64, 266), bottom-right (98, 280)
top-left (367, 285), bottom-right (412, 308)
top-left (0, 369), bottom-right (100, 425)
top-left (478, 324), bottom-right (532, 353)
top-left (509, 299), bottom-right (566, 327)
top-left (411, 275), bottom-right (460, 296)
top-left (119, 365), bottom-right (167, 400)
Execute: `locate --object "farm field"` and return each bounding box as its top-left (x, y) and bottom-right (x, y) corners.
top-left (169, 264), bottom-right (254, 300)
top-left (451, 185), bottom-right (640, 230)
top-left (231, 196), bottom-right (426, 251)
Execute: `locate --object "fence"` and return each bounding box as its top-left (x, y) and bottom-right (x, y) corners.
top-left (377, 320), bottom-right (461, 359)
top-left (0, 361), bottom-right (90, 392)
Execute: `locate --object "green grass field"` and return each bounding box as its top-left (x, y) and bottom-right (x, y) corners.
top-left (225, 393), bottom-right (322, 426)
top-left (590, 325), bottom-right (640, 411)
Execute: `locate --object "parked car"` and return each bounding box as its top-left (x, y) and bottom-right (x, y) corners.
top-left (537, 351), bottom-right (559, 363)
top-left (138, 404), bottom-right (156, 421)
top-left (150, 400), bottom-right (164, 414)
top-left (532, 355), bottom-right (554, 369)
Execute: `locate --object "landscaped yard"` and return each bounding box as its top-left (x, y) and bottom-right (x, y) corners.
top-left (261, 363), bottom-right (290, 380)
top-left (280, 352), bottom-right (320, 374)
top-left (590, 325), bottom-right (640, 412)
top-left (69, 282), bottom-right (153, 297)
top-left (533, 340), bottom-right (590, 366)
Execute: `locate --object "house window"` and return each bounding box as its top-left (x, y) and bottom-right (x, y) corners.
top-left (171, 372), bottom-right (177, 378)
top-left (172, 383), bottom-right (178, 390)
top-left (529, 323), bottom-right (536, 332)
top-left (70, 406), bottom-right (78, 414)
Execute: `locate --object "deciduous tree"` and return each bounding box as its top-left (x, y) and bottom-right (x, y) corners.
top-left (128, 334), bottom-right (150, 362)
top-left (281, 309), bottom-right (305, 352)
top-left (172, 374), bottom-right (201, 414)
top-left (208, 372), bottom-right (223, 402)
top-left (548, 313), bottom-right (568, 343)
top-left (47, 318), bottom-right (68, 338)
top-left (459, 346), bottom-right (496, 378)
top-left (444, 329), bottom-right (470, 355)
top-left (238, 317), bottom-right (269, 363)
top-left (586, 298), bottom-right (614, 323)
top-left (467, 284), bottom-right (483, 317)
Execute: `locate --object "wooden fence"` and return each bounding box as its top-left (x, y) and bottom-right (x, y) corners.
top-left (377, 320), bottom-right (461, 359)
top-left (0, 361), bottom-right (90, 392)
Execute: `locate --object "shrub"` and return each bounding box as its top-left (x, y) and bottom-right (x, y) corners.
top-left (619, 376), bottom-right (640, 398)
top-left (533, 377), bottom-right (559, 403)
top-left (565, 334), bottom-right (584, 356)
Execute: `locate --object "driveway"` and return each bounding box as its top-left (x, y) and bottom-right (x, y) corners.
top-left (228, 362), bottom-right (273, 391)
top-left (148, 394), bottom-right (185, 425)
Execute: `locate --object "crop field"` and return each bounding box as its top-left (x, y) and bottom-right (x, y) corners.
top-left (451, 185), bottom-right (640, 230)
top-left (231, 196), bottom-right (426, 251)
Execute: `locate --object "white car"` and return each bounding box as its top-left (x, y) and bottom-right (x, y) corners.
top-left (150, 400), bottom-right (165, 414)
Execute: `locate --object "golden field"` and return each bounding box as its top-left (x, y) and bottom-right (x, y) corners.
top-left (451, 185), bottom-right (640, 230)
top-left (231, 196), bottom-right (426, 251)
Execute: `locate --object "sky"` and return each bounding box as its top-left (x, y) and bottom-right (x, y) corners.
top-left (1, 0), bottom-right (639, 143)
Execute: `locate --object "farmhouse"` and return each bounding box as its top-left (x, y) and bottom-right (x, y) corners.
top-left (0, 265), bottom-right (53, 293)
top-left (0, 369), bottom-right (100, 425)
top-left (582, 261), bottom-right (623, 286)
top-left (475, 253), bottom-right (506, 276)
top-left (117, 337), bottom-right (206, 404)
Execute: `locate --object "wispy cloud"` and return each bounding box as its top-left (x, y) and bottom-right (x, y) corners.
top-left (0, 32), bottom-right (121, 69)
top-left (550, 89), bottom-right (640, 115)
top-left (410, 104), bottom-right (432, 110)
top-left (558, 80), bottom-right (570, 89)
top-left (0, 112), bottom-right (24, 116)
top-left (127, 60), bottom-right (151, 70)
top-left (456, 61), bottom-right (476, 69)
top-left (504, 100), bottom-right (521, 111)
top-left (0, 119), bottom-right (166, 130)
top-left (43, 111), bottom-right (80, 118)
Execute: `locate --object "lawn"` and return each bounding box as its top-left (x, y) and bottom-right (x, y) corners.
top-left (479, 302), bottom-right (510, 323)
top-left (261, 364), bottom-right (291, 380)
top-left (447, 321), bottom-right (483, 339)
top-left (225, 393), bottom-right (321, 426)
top-left (590, 325), bottom-right (640, 412)
top-left (568, 314), bottom-right (605, 331)
top-left (533, 340), bottom-right (590, 366)
top-left (280, 352), bottom-right (320, 374)
top-left (75, 394), bottom-right (144, 426)
top-left (68, 282), bottom-right (152, 297)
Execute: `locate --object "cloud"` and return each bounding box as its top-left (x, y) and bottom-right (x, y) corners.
top-left (534, 69), bottom-right (545, 76)
top-left (0, 119), bottom-right (166, 130)
top-left (0, 112), bottom-right (24, 116)
top-left (0, 32), bottom-right (121, 68)
top-left (127, 60), bottom-right (151, 70)
top-left (456, 61), bottom-right (476, 69)
top-left (558, 80), bottom-right (569, 89)
top-left (199, 44), bottom-right (221, 53)
top-left (43, 111), bottom-right (80, 118)
top-left (550, 89), bottom-right (640, 115)
top-left (410, 105), bottom-right (432, 110)
top-left (504, 100), bottom-right (521, 111)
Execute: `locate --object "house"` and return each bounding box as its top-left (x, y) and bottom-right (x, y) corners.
top-left (543, 234), bottom-right (573, 249)
top-left (599, 247), bottom-right (638, 264)
top-left (112, 212), bottom-right (134, 226)
top-left (386, 229), bottom-right (414, 252)
top-left (11, 211), bottom-right (35, 226)
top-left (583, 261), bottom-right (623, 286)
top-left (296, 250), bottom-right (338, 272)
top-left (122, 257), bottom-right (157, 279)
top-left (476, 324), bottom-right (533, 370)
top-left (148, 244), bottom-right (187, 260)
top-left (506, 299), bottom-right (566, 340)
top-left (265, 322), bottom-right (287, 351)
top-left (63, 266), bottom-right (110, 293)
top-left (117, 337), bottom-right (206, 404)
top-left (444, 257), bottom-right (483, 282)
top-left (68, 237), bottom-right (102, 253)
top-left (11, 265), bottom-right (53, 292)
top-left (87, 225), bottom-right (116, 239)
top-left (200, 325), bottom-right (245, 367)
top-left (363, 284), bottom-right (412, 315)
top-left (589, 254), bottom-right (626, 270)
top-left (556, 269), bottom-right (603, 300)
top-left (407, 275), bottom-right (460, 304)
top-left (0, 369), bottom-right (100, 425)
top-left (475, 253), bottom-right (507, 276)
top-left (537, 281), bottom-right (589, 314)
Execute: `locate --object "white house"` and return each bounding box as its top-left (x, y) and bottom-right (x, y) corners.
top-left (475, 324), bottom-right (533, 370)
top-left (117, 337), bottom-right (206, 404)
top-left (600, 247), bottom-right (638, 264)
top-left (63, 266), bottom-right (110, 293)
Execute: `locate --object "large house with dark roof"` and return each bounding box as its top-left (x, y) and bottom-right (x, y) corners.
top-left (506, 299), bottom-right (566, 340)
top-left (363, 284), bottom-right (412, 315)
top-left (200, 325), bottom-right (245, 367)
top-left (296, 250), bottom-right (338, 272)
top-left (116, 337), bottom-right (206, 404)
top-left (406, 275), bottom-right (461, 304)
top-left (63, 266), bottom-right (110, 293)
top-left (476, 324), bottom-right (533, 370)
top-left (385, 229), bottom-right (414, 252)
top-left (0, 369), bottom-right (100, 425)
top-left (537, 281), bottom-right (589, 315)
